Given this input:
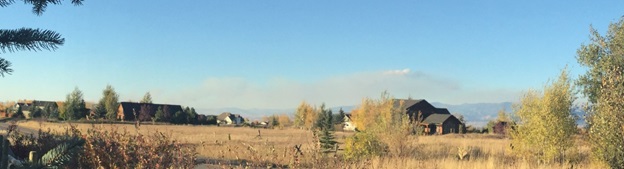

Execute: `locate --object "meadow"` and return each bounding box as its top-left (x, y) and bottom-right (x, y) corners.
top-left (3, 120), bottom-right (604, 169)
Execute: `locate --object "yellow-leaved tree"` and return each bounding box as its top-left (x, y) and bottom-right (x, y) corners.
top-left (293, 101), bottom-right (318, 130)
top-left (345, 92), bottom-right (414, 160)
top-left (511, 69), bottom-right (576, 163)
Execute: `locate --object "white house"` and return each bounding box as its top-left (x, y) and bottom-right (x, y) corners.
top-left (217, 112), bottom-right (244, 125)
top-left (343, 114), bottom-right (356, 131)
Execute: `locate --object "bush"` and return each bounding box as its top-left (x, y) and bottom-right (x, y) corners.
top-left (80, 126), bottom-right (196, 168)
top-left (344, 131), bottom-right (386, 160)
top-left (5, 123), bottom-right (196, 168)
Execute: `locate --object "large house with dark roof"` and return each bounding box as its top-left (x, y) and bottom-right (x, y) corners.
top-left (14, 100), bottom-right (59, 118)
top-left (393, 99), bottom-right (463, 135)
top-left (117, 102), bottom-right (183, 121)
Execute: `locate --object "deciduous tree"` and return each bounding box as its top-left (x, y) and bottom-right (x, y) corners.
top-left (511, 69), bottom-right (576, 163)
top-left (294, 101), bottom-right (316, 129)
top-left (576, 18), bottom-right (624, 168)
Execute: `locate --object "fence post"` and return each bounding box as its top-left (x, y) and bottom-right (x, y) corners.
top-left (29, 151), bottom-right (37, 163)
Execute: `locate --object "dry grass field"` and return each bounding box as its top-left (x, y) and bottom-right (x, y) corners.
top-left (4, 120), bottom-right (606, 169)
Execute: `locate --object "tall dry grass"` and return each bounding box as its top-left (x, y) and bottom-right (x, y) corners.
top-left (7, 121), bottom-right (606, 168)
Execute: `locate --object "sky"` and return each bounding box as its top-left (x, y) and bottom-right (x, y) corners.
top-left (2, 1), bottom-right (624, 110)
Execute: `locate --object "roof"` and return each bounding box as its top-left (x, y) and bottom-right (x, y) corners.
top-left (343, 114), bottom-right (352, 121)
top-left (119, 102), bottom-right (184, 116)
top-left (16, 100), bottom-right (58, 108)
top-left (217, 112), bottom-right (232, 120)
top-left (217, 112), bottom-right (243, 121)
top-left (435, 108), bottom-right (451, 114)
top-left (422, 114), bottom-right (453, 124)
top-left (393, 99), bottom-right (424, 109)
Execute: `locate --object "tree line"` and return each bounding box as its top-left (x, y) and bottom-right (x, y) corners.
top-left (4, 85), bottom-right (216, 125)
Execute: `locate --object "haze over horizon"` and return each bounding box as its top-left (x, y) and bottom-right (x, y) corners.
top-left (3, 1), bottom-right (623, 109)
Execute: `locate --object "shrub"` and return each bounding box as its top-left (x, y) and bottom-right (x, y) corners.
top-left (5, 123), bottom-right (196, 168)
top-left (344, 131), bottom-right (386, 160)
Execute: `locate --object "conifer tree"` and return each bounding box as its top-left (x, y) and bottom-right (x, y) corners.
top-left (62, 87), bottom-right (86, 120)
top-left (141, 92), bottom-right (153, 104)
top-left (334, 108), bottom-right (345, 124)
top-left (154, 106), bottom-right (165, 122)
top-left (318, 104), bottom-right (336, 151)
top-left (1, 0), bottom-right (84, 77)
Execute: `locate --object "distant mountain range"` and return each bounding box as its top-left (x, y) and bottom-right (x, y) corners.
top-left (197, 102), bottom-right (587, 127)
top-left (431, 102), bottom-right (513, 127)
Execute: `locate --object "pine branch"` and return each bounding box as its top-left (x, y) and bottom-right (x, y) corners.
top-left (36, 137), bottom-right (85, 168)
top-left (0, 58), bottom-right (12, 77)
top-left (22, 0), bottom-right (84, 15)
top-left (0, 28), bottom-right (64, 53)
top-left (0, 0), bottom-right (15, 7)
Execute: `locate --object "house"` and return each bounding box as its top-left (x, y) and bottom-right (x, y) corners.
top-left (420, 114), bottom-right (462, 134)
top-left (15, 100), bottom-right (59, 111)
top-left (393, 99), bottom-right (441, 121)
top-left (117, 102), bottom-right (183, 121)
top-left (14, 100), bottom-right (59, 118)
top-left (342, 114), bottom-right (356, 131)
top-left (394, 99), bottom-right (463, 134)
top-left (341, 99), bottom-right (463, 134)
top-left (216, 112), bottom-right (244, 125)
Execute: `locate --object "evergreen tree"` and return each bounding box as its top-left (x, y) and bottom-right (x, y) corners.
top-left (41, 104), bottom-right (51, 119)
top-left (314, 104), bottom-right (327, 130)
top-left (93, 102), bottom-right (106, 119)
top-left (0, 0), bottom-right (84, 77)
top-left (141, 92), bottom-right (153, 104)
top-left (62, 87), bottom-right (86, 120)
top-left (95, 85), bottom-right (120, 120)
top-left (334, 108), bottom-right (345, 124)
top-left (14, 105), bottom-right (23, 118)
top-left (326, 109), bottom-right (334, 130)
top-left (48, 108), bottom-right (59, 120)
top-left (318, 106), bottom-right (336, 151)
top-left (154, 106), bottom-right (165, 122)
top-left (187, 107), bottom-right (198, 124)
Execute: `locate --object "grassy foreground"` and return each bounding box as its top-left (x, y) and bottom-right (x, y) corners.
top-left (5, 121), bottom-right (605, 169)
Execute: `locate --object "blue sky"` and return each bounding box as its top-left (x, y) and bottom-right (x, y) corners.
top-left (2, 1), bottom-right (623, 109)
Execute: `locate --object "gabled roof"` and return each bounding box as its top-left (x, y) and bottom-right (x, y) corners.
top-left (16, 100), bottom-right (58, 108)
top-left (422, 114), bottom-right (454, 124)
top-left (343, 114), bottom-right (352, 121)
top-left (393, 99), bottom-right (424, 109)
top-left (435, 108), bottom-right (451, 114)
top-left (217, 112), bottom-right (232, 121)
